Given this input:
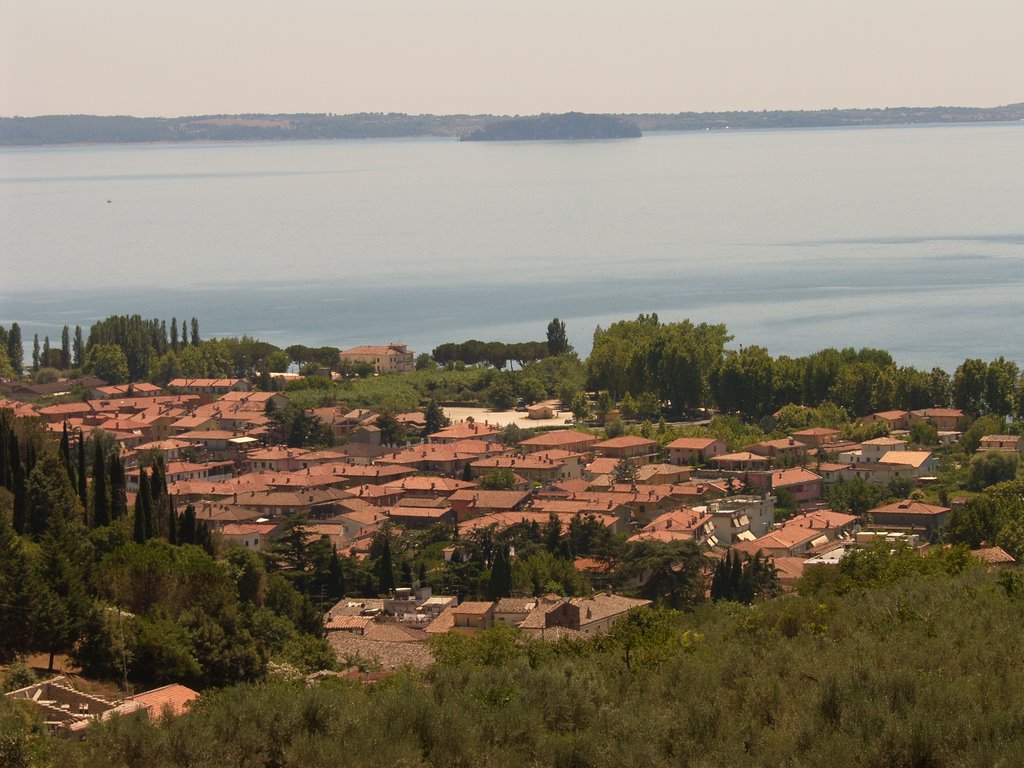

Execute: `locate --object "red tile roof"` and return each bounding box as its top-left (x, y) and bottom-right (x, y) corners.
top-left (593, 435), bottom-right (657, 449)
top-left (519, 430), bottom-right (600, 448)
top-left (869, 500), bottom-right (950, 516)
top-left (666, 437), bottom-right (722, 450)
top-left (770, 468), bottom-right (823, 488)
top-left (116, 684), bottom-right (199, 721)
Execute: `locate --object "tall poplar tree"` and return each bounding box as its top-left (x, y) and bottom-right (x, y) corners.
top-left (32, 334), bottom-right (40, 372)
top-left (7, 322), bottom-right (23, 374)
top-left (73, 325), bottom-right (84, 368)
top-left (61, 326), bottom-right (71, 370)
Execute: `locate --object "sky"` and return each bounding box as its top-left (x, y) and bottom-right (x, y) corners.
top-left (1, 0), bottom-right (1022, 117)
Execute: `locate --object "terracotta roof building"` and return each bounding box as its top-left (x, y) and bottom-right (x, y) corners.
top-left (666, 437), bottom-right (727, 465)
top-left (518, 429), bottom-right (600, 455)
top-left (338, 344), bottom-right (415, 374)
top-left (867, 499), bottom-right (950, 534)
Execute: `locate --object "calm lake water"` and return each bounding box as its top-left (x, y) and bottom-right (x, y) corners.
top-left (2, 124), bottom-right (1023, 372)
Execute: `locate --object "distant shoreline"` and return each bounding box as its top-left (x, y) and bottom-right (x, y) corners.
top-left (5, 121), bottom-right (1024, 152)
top-left (2, 105), bottom-right (1022, 146)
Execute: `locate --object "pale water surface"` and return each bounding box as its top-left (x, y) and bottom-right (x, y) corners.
top-left (2, 124), bottom-right (1022, 371)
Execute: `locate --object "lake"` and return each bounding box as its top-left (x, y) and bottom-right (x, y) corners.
top-left (2, 123), bottom-right (1023, 372)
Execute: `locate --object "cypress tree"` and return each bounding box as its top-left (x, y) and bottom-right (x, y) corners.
top-left (132, 472), bottom-right (145, 543)
top-left (730, 551), bottom-right (743, 599)
top-left (59, 423), bottom-right (72, 477)
top-left (417, 561), bottom-right (428, 588)
top-left (0, 432), bottom-right (6, 493)
top-left (710, 557), bottom-right (725, 601)
top-left (92, 440), bottom-right (109, 527)
top-left (32, 334), bottom-right (39, 372)
top-left (190, 317), bottom-right (200, 346)
top-left (12, 460), bottom-right (27, 535)
top-left (149, 460), bottom-right (166, 538)
top-left (133, 468), bottom-right (150, 543)
top-left (179, 504), bottom-right (196, 545)
top-left (142, 473), bottom-right (156, 540)
top-left (738, 553), bottom-right (756, 605)
top-left (25, 440), bottom-right (37, 477)
top-left (76, 433), bottom-right (87, 509)
top-left (42, 336), bottom-right (50, 367)
top-left (109, 452), bottom-right (128, 521)
top-left (196, 520), bottom-right (214, 555)
top-left (544, 513), bottom-right (562, 553)
top-left (9, 429), bottom-right (19, 490)
top-left (149, 459), bottom-right (165, 502)
top-left (487, 544), bottom-right (512, 600)
top-left (0, 413), bottom-right (11, 490)
top-left (167, 504), bottom-right (178, 545)
top-left (328, 548), bottom-right (345, 598)
top-left (170, 317), bottom-right (178, 351)
top-left (376, 535), bottom-right (395, 595)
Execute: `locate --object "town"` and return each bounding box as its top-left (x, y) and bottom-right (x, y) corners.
top-left (1, 315), bottom-right (1022, 758)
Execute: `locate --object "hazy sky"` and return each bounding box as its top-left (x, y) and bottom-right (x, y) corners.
top-left (2, 0), bottom-right (1021, 117)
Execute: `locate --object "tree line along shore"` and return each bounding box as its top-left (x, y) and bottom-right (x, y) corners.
top-left (2, 103), bottom-right (1023, 145)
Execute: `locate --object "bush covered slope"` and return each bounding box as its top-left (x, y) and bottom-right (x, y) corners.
top-left (7, 565), bottom-right (1024, 767)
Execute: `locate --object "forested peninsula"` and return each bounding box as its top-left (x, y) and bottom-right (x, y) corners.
top-left (2, 103), bottom-right (1022, 145)
top-left (460, 113), bottom-right (641, 141)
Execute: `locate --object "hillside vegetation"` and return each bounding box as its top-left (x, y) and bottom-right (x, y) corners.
top-left (6, 563), bottom-right (1024, 767)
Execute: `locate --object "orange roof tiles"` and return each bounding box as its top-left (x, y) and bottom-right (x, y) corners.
top-left (877, 451), bottom-right (934, 468)
top-left (452, 601), bottom-right (494, 615)
top-left (448, 489), bottom-right (530, 509)
top-left (666, 437), bottom-right (722, 450)
top-left (770, 468), bottom-right (823, 487)
top-left (593, 435), bottom-right (657, 449)
top-left (869, 500), bottom-right (950, 516)
top-left (519, 429), bottom-right (600, 448)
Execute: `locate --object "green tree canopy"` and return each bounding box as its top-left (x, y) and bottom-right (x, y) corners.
top-left (84, 344), bottom-right (130, 385)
